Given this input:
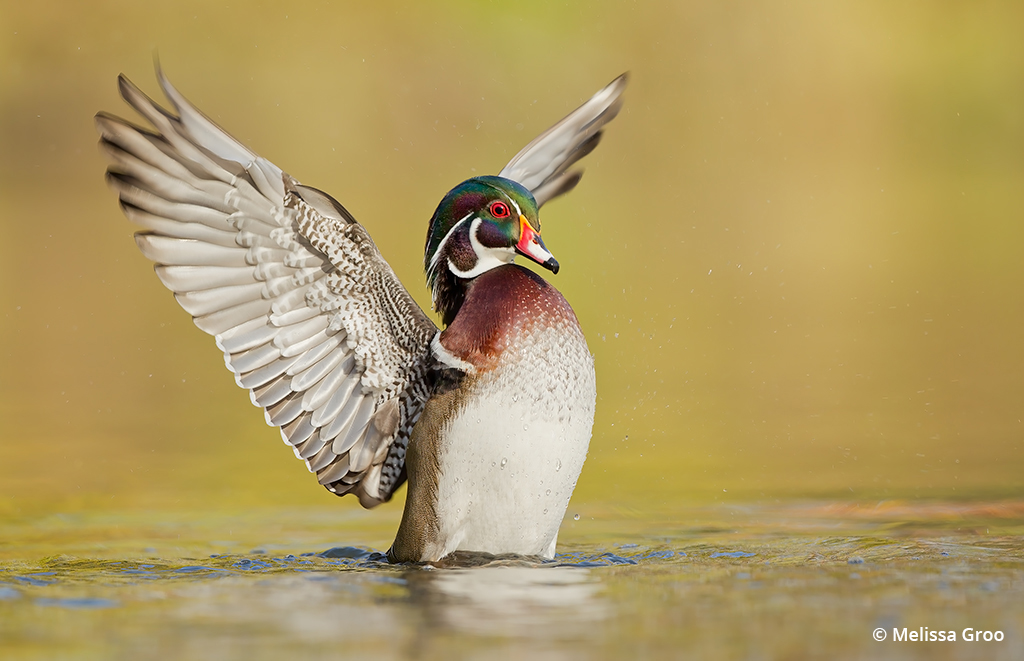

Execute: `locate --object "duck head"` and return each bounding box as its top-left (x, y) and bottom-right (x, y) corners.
top-left (425, 175), bottom-right (558, 325)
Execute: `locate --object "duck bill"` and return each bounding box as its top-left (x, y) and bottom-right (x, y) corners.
top-left (515, 215), bottom-right (560, 274)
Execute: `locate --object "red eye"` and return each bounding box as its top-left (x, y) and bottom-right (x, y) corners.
top-left (489, 201), bottom-right (511, 219)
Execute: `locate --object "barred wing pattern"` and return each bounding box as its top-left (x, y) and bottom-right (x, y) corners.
top-left (95, 71), bottom-right (438, 507)
top-left (499, 73), bottom-right (628, 207)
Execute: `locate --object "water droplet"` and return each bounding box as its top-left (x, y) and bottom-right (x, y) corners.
top-left (512, 394), bottom-right (519, 402)
top-left (543, 509), bottom-right (548, 515)
top-left (545, 489), bottom-right (551, 496)
top-left (500, 457), bottom-right (508, 468)
top-left (574, 514), bottom-right (580, 521)
top-left (523, 424), bottom-right (529, 431)
top-left (491, 461), bottom-right (496, 467)
top-left (555, 459), bottom-right (562, 472)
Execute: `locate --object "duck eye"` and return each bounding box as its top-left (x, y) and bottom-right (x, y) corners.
top-left (488, 201), bottom-right (510, 219)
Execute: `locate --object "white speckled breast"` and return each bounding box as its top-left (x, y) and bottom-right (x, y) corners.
top-left (424, 265), bottom-right (596, 560)
top-left (430, 330), bottom-right (595, 559)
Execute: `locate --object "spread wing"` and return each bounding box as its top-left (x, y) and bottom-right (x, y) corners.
top-left (95, 69), bottom-right (439, 508)
top-left (499, 73), bottom-right (628, 207)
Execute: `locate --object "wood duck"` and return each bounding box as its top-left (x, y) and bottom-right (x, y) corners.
top-left (96, 67), bottom-right (626, 563)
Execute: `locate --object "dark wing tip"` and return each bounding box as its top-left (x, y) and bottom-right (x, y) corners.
top-left (93, 110), bottom-right (119, 132)
top-left (116, 73), bottom-right (137, 102)
top-left (608, 72), bottom-right (630, 91)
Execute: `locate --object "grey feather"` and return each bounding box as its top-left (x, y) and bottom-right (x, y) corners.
top-left (175, 282), bottom-right (266, 316)
top-left (499, 73), bottom-right (627, 207)
top-left (323, 394), bottom-right (368, 445)
top-left (156, 265), bottom-right (257, 292)
top-left (274, 316), bottom-right (330, 350)
top-left (194, 298), bottom-right (274, 335)
top-left (98, 68), bottom-right (446, 509)
top-left (311, 373), bottom-right (361, 427)
top-left (291, 346), bottom-right (350, 394)
top-left (267, 393), bottom-right (306, 427)
top-left (237, 354), bottom-right (304, 390)
top-left (282, 415), bottom-right (318, 447)
top-left (307, 440), bottom-right (341, 473)
top-left (296, 432), bottom-right (328, 461)
top-left (253, 375), bottom-right (294, 408)
top-left (284, 333), bottom-right (344, 376)
top-left (134, 235), bottom-right (248, 267)
top-left (309, 360), bottom-right (359, 415)
top-left (228, 343), bottom-right (282, 375)
top-left (121, 204), bottom-right (239, 248)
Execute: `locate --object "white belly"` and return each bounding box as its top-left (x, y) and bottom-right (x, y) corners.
top-left (429, 326), bottom-right (596, 559)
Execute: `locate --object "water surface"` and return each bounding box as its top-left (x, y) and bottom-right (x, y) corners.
top-left (2, 502), bottom-right (1022, 659)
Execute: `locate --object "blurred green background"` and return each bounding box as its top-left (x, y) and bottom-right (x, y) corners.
top-left (1, 1), bottom-right (1022, 524)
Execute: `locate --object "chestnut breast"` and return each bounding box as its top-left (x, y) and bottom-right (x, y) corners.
top-left (438, 264), bottom-right (582, 371)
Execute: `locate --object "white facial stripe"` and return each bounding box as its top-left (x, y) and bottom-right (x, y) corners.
top-left (507, 195), bottom-right (523, 218)
top-left (447, 217), bottom-right (515, 279)
top-left (428, 212), bottom-right (474, 277)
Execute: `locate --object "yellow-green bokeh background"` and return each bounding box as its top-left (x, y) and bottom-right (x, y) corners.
top-left (2, 1), bottom-right (1022, 524)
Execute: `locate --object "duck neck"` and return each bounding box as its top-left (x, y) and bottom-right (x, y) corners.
top-left (431, 268), bottom-right (468, 327)
top-left (426, 216), bottom-right (479, 327)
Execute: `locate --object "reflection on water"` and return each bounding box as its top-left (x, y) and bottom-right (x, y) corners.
top-left (1, 503), bottom-right (1022, 659)
top-left (406, 564), bottom-right (606, 638)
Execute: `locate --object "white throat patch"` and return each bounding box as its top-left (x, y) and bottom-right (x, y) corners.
top-left (447, 217), bottom-right (516, 279)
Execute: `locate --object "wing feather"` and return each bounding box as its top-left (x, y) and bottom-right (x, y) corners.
top-left (284, 333), bottom-right (344, 376)
top-left (253, 375), bottom-right (294, 408)
top-left (134, 234), bottom-right (248, 267)
top-left (499, 73), bottom-right (628, 207)
top-left (228, 344), bottom-right (282, 375)
top-left (312, 373), bottom-right (361, 427)
top-left (295, 350), bottom-right (351, 400)
top-left (283, 415), bottom-right (318, 447)
top-left (122, 205), bottom-right (239, 247)
top-left (238, 354), bottom-right (303, 390)
top-left (156, 265), bottom-right (258, 293)
top-left (297, 433), bottom-right (329, 461)
top-left (97, 69), bottom-right (439, 507)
